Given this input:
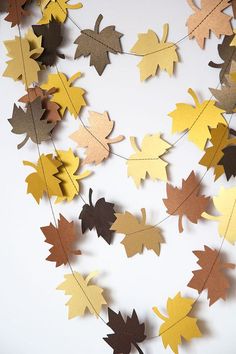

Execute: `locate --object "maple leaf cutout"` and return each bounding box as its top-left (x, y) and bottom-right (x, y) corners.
top-left (218, 145), bottom-right (236, 180)
top-left (38, 0), bottom-right (83, 24)
top-left (23, 154), bottom-right (63, 203)
top-left (70, 111), bottom-right (124, 165)
top-left (41, 72), bottom-right (86, 118)
top-left (169, 88), bottom-right (226, 150)
top-left (54, 149), bottom-right (91, 203)
top-left (5, 0), bottom-right (29, 27)
top-left (79, 188), bottom-right (116, 244)
top-left (163, 171), bottom-right (210, 233)
top-left (74, 14), bottom-right (123, 75)
top-left (9, 97), bottom-right (55, 149)
top-left (57, 271), bottom-right (107, 319)
top-left (127, 133), bottom-right (171, 187)
top-left (131, 23), bottom-right (179, 81)
top-left (104, 308), bottom-right (146, 354)
top-left (202, 186), bottom-right (236, 244)
top-left (186, 0), bottom-right (233, 49)
top-left (153, 292), bottom-right (202, 354)
top-left (3, 36), bottom-right (42, 87)
top-left (41, 214), bottom-right (81, 267)
top-left (209, 80), bottom-right (236, 114)
top-left (188, 246), bottom-right (235, 306)
top-left (111, 208), bottom-right (164, 257)
top-left (19, 86), bottom-right (61, 123)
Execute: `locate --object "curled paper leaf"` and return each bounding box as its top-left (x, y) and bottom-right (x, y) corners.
top-left (38, 0), bottom-right (83, 24)
top-left (57, 271), bottom-right (107, 319)
top-left (131, 23), bottom-right (179, 81)
top-left (24, 28), bottom-right (44, 59)
top-left (153, 292), bottom-right (202, 354)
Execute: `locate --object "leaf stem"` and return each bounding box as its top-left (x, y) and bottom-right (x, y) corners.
top-left (89, 188), bottom-right (93, 206)
top-left (187, 0), bottom-right (199, 12)
top-left (152, 306), bottom-right (168, 321)
top-left (161, 23), bottom-right (169, 43)
top-left (132, 342), bottom-right (144, 354)
top-left (188, 88), bottom-right (200, 107)
top-left (130, 136), bottom-right (140, 153)
top-left (141, 208), bottom-right (146, 224)
top-left (178, 215), bottom-right (184, 233)
top-left (17, 135), bottom-right (29, 149)
top-left (94, 14), bottom-right (103, 33)
top-left (107, 135), bottom-right (125, 144)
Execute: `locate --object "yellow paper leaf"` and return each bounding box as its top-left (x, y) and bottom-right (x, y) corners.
top-left (131, 24), bottom-right (179, 81)
top-left (3, 36), bottom-right (42, 87)
top-left (54, 148), bottom-right (91, 203)
top-left (57, 271), bottom-right (107, 319)
top-left (168, 88), bottom-right (226, 150)
top-left (153, 292), bottom-right (201, 354)
top-left (41, 72), bottom-right (86, 118)
top-left (38, 0), bottom-right (83, 24)
top-left (25, 29), bottom-right (44, 59)
top-left (202, 186), bottom-right (236, 244)
top-left (23, 154), bottom-right (63, 203)
top-left (111, 208), bottom-right (164, 257)
top-left (127, 133), bottom-right (171, 187)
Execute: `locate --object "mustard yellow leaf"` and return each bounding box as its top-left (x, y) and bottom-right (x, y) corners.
top-left (57, 271), bottom-right (107, 319)
top-left (127, 133), bottom-right (171, 187)
top-left (202, 186), bottom-right (236, 244)
top-left (131, 24), bottom-right (179, 81)
top-left (24, 29), bottom-right (44, 59)
top-left (41, 71), bottom-right (86, 118)
top-left (153, 292), bottom-right (201, 354)
top-left (38, 0), bottom-right (83, 24)
top-left (168, 88), bottom-right (226, 150)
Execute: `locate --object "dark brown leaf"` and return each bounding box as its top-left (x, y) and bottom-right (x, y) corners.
top-left (218, 145), bottom-right (236, 180)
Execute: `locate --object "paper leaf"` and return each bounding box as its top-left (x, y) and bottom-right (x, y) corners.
top-left (74, 14), bottom-right (123, 75)
top-left (38, 0), bottom-right (83, 24)
top-left (163, 171), bottom-right (210, 233)
top-left (202, 186), bottom-right (236, 244)
top-left (25, 28), bottom-right (44, 59)
top-left (41, 72), bottom-right (86, 118)
top-left (19, 86), bottom-right (61, 123)
top-left (188, 245), bottom-right (235, 305)
top-left (199, 124), bottom-right (236, 180)
top-left (23, 154), bottom-right (63, 203)
top-left (32, 17), bottom-right (65, 66)
top-left (218, 145), bottom-right (236, 180)
top-left (3, 36), bottom-right (42, 87)
top-left (41, 214), bottom-right (81, 267)
top-left (111, 208), bottom-right (164, 257)
top-left (4, 0), bottom-right (29, 27)
top-left (57, 271), bottom-right (107, 319)
top-left (131, 23), bottom-right (179, 81)
top-left (209, 83), bottom-right (236, 113)
top-left (70, 111), bottom-right (124, 165)
top-left (168, 88), bottom-right (226, 150)
top-left (8, 97), bottom-right (55, 149)
top-left (104, 308), bottom-right (146, 354)
top-left (186, 0), bottom-right (232, 49)
top-left (127, 133), bottom-right (171, 187)
top-left (54, 149), bottom-right (91, 203)
top-left (153, 292), bottom-right (202, 354)
top-left (79, 188), bottom-right (116, 244)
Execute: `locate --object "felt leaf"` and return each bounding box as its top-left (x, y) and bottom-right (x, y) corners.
top-left (218, 145), bottom-right (236, 180)
top-left (127, 133), bottom-right (171, 187)
top-left (186, 0), bottom-right (232, 49)
top-left (8, 97), bottom-right (55, 149)
top-left (25, 28), bottom-right (44, 59)
top-left (199, 124), bottom-right (236, 180)
top-left (41, 72), bottom-right (86, 118)
top-left (104, 308), bottom-right (146, 354)
top-left (54, 149), bottom-right (91, 203)
top-left (5, 0), bottom-right (29, 27)
top-left (131, 23), bottom-right (179, 81)
top-left (23, 154), bottom-right (63, 203)
top-left (209, 82), bottom-right (236, 114)
top-left (163, 171), bottom-right (210, 233)
top-left (79, 188), bottom-right (116, 244)
top-left (153, 292), bottom-right (202, 354)
top-left (41, 214), bottom-right (81, 267)
top-left (32, 17), bottom-right (65, 66)
top-left (202, 186), bottom-right (236, 244)
top-left (111, 208), bottom-right (164, 257)
top-left (3, 36), bottom-right (42, 87)
top-left (19, 86), bottom-right (61, 123)
top-left (70, 111), bottom-right (124, 165)
top-left (57, 271), bottom-right (107, 319)
top-left (188, 245), bottom-right (235, 306)
top-left (168, 88), bottom-right (226, 150)
top-left (74, 14), bottom-right (123, 75)
top-left (38, 0), bottom-right (83, 24)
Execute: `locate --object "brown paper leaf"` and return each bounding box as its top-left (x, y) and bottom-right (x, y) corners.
top-left (188, 245), bottom-right (235, 305)
top-left (163, 171), bottom-right (210, 233)
top-left (186, 0), bottom-right (233, 48)
top-left (70, 111), bottom-right (124, 165)
top-left (209, 80), bottom-right (236, 114)
top-left (218, 145), bottom-right (236, 180)
top-left (5, 0), bottom-right (29, 27)
top-left (41, 214), bottom-right (81, 267)
top-left (74, 14), bottom-right (123, 75)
